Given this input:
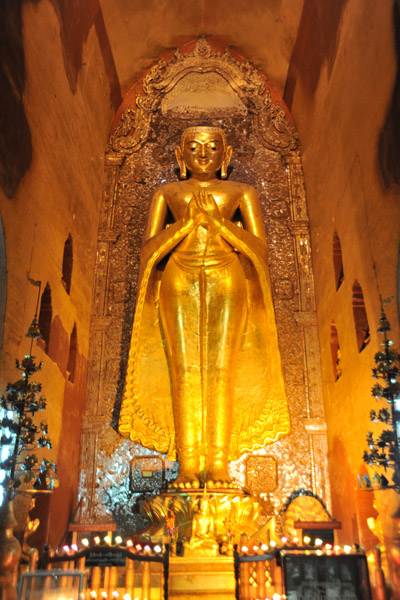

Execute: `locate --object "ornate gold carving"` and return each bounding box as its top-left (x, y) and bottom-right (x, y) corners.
top-left (78, 38), bottom-right (329, 533)
top-left (303, 418), bottom-right (328, 434)
top-left (105, 153), bottom-right (124, 166)
top-left (140, 39), bottom-right (265, 107)
top-left (109, 39), bottom-right (297, 157)
top-left (97, 229), bottom-right (119, 243)
top-left (246, 456), bottom-right (278, 494)
top-left (109, 104), bottom-right (152, 155)
top-left (130, 456), bottom-right (164, 492)
top-left (143, 491), bottom-right (263, 545)
top-left (256, 91), bottom-right (298, 154)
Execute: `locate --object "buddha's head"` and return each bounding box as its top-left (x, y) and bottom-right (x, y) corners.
top-left (175, 126), bottom-right (232, 180)
top-left (199, 497), bottom-right (210, 514)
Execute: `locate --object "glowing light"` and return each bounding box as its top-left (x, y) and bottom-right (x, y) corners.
top-left (63, 546), bottom-right (70, 553)
top-left (135, 544), bottom-right (142, 551)
top-left (71, 544), bottom-right (78, 552)
top-left (314, 538), bottom-right (323, 546)
top-left (334, 545), bottom-right (341, 553)
top-left (316, 549), bottom-right (323, 556)
top-left (104, 536), bottom-right (111, 545)
top-left (115, 536), bottom-right (123, 545)
top-left (325, 544), bottom-right (332, 550)
top-left (269, 540), bottom-right (276, 547)
top-left (241, 546), bottom-right (249, 553)
top-left (281, 536), bottom-right (287, 544)
top-left (94, 536), bottom-right (101, 545)
top-left (272, 594), bottom-right (282, 600)
top-left (253, 545), bottom-right (259, 552)
top-left (123, 595), bottom-right (131, 600)
top-left (112, 592), bottom-right (119, 598)
top-left (303, 536), bottom-right (311, 545)
top-left (82, 538), bottom-right (89, 547)
top-left (293, 537), bottom-right (299, 544)
top-left (144, 545), bottom-right (151, 552)
top-left (261, 544), bottom-right (268, 552)
top-left (344, 545), bottom-right (352, 554)
top-left (154, 545), bottom-right (162, 553)
top-left (126, 540), bottom-right (133, 547)
top-left (101, 593), bottom-right (107, 599)
top-left (90, 592), bottom-right (97, 598)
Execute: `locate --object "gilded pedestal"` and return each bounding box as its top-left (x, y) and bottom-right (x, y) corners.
top-left (169, 556), bottom-right (235, 600)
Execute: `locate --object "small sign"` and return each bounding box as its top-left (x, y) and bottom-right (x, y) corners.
top-left (85, 550), bottom-right (126, 567)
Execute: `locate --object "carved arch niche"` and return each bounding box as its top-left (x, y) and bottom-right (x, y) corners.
top-left (79, 39), bottom-right (329, 532)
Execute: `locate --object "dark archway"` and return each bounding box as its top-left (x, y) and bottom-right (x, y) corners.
top-left (61, 234), bottom-right (73, 295)
top-left (67, 323), bottom-right (77, 382)
top-left (38, 283), bottom-right (52, 353)
top-left (330, 320), bottom-right (341, 381)
top-left (333, 231), bottom-right (344, 291)
top-left (352, 281), bottom-right (370, 353)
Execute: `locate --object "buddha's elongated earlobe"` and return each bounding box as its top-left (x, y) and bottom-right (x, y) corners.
top-left (220, 146), bottom-right (233, 179)
top-left (175, 146), bottom-right (187, 179)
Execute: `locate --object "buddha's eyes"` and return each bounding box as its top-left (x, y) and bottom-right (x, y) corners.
top-left (186, 142), bottom-right (220, 152)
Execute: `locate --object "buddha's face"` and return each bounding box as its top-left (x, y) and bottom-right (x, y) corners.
top-left (182, 131), bottom-right (225, 177)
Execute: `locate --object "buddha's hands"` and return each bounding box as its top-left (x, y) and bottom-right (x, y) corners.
top-left (196, 190), bottom-right (221, 218)
top-left (186, 191), bottom-right (221, 225)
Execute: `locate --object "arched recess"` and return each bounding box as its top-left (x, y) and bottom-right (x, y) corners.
top-left (78, 38), bottom-right (329, 530)
top-left (330, 321), bottom-right (341, 382)
top-left (61, 234), bottom-right (73, 295)
top-left (0, 215), bottom-right (6, 349)
top-left (352, 281), bottom-right (370, 353)
top-left (38, 283), bottom-right (52, 353)
top-left (67, 323), bottom-right (77, 383)
top-left (333, 231), bottom-right (344, 290)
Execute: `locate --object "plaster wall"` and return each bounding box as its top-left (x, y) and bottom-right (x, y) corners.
top-left (289, 0), bottom-right (400, 544)
top-left (0, 0), bottom-right (112, 546)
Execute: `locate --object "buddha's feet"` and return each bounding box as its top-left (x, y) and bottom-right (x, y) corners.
top-left (206, 454), bottom-right (230, 484)
top-left (173, 446), bottom-right (200, 486)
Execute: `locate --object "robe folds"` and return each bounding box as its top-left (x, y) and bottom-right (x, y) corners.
top-left (118, 214), bottom-right (290, 460)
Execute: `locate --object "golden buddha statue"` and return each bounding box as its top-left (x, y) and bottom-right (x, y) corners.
top-left (119, 125), bottom-right (290, 485)
top-left (186, 497), bottom-right (219, 557)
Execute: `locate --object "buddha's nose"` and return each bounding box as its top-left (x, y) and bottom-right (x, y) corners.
top-left (200, 145), bottom-right (206, 158)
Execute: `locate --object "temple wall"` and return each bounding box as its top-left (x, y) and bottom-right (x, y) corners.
top-left (0, 0), bottom-right (399, 558)
top-left (288, 0), bottom-right (400, 545)
top-left (0, 0), bottom-right (112, 546)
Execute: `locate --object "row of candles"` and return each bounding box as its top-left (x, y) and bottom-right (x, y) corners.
top-left (56, 535), bottom-right (362, 600)
top-left (240, 536), bottom-right (361, 556)
top-left (60, 538), bottom-right (163, 556)
top-left (59, 534), bottom-right (360, 557)
top-left (86, 595), bottom-right (285, 600)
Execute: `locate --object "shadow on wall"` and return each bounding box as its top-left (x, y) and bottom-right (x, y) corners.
top-left (330, 436), bottom-right (358, 543)
top-left (379, 0), bottom-right (400, 189)
top-left (0, 0), bottom-right (32, 198)
top-left (0, 214), bottom-right (6, 348)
